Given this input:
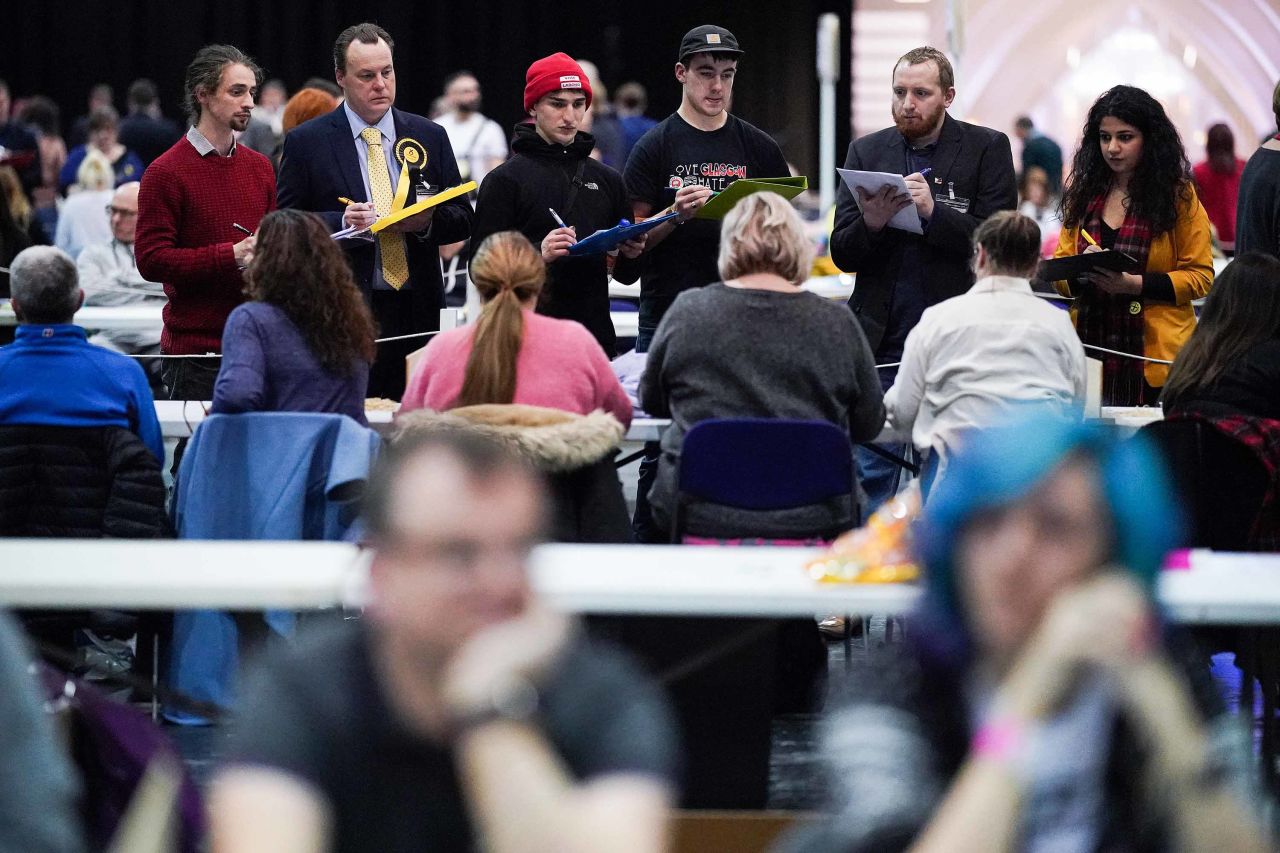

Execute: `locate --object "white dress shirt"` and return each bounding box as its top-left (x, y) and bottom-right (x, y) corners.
top-left (77, 238), bottom-right (165, 351)
top-left (884, 275), bottom-right (1086, 468)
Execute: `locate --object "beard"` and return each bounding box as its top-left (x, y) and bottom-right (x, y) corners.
top-left (893, 101), bottom-right (945, 142)
top-left (457, 97), bottom-right (482, 115)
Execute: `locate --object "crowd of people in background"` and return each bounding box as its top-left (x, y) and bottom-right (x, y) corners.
top-left (0, 17), bottom-right (1278, 853)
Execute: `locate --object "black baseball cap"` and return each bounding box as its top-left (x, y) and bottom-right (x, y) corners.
top-left (678, 25), bottom-right (743, 64)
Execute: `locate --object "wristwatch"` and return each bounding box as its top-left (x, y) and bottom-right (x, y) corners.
top-left (449, 674), bottom-right (541, 737)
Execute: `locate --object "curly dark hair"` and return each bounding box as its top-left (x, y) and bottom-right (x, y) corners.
top-left (244, 209), bottom-right (376, 375)
top-left (1060, 85), bottom-right (1192, 235)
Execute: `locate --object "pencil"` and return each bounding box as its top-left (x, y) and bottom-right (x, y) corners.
top-left (338, 197), bottom-right (356, 206)
top-left (1080, 229), bottom-right (1099, 248)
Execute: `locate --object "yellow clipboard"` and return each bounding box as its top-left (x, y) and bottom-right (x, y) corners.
top-left (369, 180), bottom-right (477, 234)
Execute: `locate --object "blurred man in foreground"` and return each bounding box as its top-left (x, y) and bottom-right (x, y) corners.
top-left (210, 429), bottom-right (677, 853)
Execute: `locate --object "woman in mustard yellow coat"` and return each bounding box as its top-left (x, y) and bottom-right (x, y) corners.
top-left (1054, 85), bottom-right (1213, 406)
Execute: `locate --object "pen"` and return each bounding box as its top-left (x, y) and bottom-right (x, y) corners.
top-left (918, 167), bottom-right (933, 179)
top-left (232, 223), bottom-right (252, 237)
top-left (548, 208), bottom-right (569, 229)
top-left (1080, 229), bottom-right (1099, 248)
top-left (338, 196), bottom-right (357, 206)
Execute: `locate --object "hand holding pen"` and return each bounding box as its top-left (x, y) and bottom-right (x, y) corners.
top-left (338, 196), bottom-right (379, 231)
top-left (903, 166), bottom-right (935, 220)
top-left (673, 184), bottom-right (715, 222)
top-left (541, 208), bottom-right (577, 263)
top-left (231, 222), bottom-right (256, 270)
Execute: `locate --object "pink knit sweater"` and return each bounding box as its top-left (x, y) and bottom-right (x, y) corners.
top-left (400, 311), bottom-right (633, 427)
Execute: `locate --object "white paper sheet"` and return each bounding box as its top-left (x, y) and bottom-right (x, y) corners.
top-left (837, 168), bottom-right (923, 235)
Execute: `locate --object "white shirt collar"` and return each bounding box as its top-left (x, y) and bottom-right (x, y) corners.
top-left (968, 275), bottom-right (1034, 295)
top-left (185, 125), bottom-right (236, 157)
top-left (344, 102), bottom-right (396, 143)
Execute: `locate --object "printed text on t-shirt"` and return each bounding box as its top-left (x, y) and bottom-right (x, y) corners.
top-left (667, 162), bottom-right (749, 192)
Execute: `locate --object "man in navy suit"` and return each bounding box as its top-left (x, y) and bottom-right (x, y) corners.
top-left (278, 22), bottom-right (472, 399)
top-left (830, 46), bottom-right (1016, 511)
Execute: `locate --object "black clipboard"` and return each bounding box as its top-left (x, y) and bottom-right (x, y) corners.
top-left (1037, 251), bottom-right (1141, 282)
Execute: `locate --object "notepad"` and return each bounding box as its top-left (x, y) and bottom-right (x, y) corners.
top-left (567, 211), bottom-right (682, 256)
top-left (369, 181), bottom-right (478, 234)
top-left (694, 177), bottom-right (809, 220)
top-left (836, 169), bottom-right (922, 235)
top-left (1036, 251), bottom-right (1142, 282)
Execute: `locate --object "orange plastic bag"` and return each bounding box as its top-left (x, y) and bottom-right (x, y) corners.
top-left (807, 483), bottom-right (922, 584)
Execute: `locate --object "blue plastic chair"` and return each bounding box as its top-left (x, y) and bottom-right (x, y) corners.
top-left (670, 418), bottom-right (859, 543)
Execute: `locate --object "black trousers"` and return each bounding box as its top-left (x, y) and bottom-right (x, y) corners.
top-left (161, 355), bottom-right (221, 480)
top-left (369, 288), bottom-right (441, 401)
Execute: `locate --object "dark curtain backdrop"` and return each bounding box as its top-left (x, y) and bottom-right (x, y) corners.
top-left (0, 0), bottom-right (851, 179)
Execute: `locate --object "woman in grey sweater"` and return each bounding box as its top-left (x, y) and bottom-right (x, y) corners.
top-left (639, 192), bottom-right (885, 539)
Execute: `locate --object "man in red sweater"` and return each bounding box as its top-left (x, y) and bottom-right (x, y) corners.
top-left (135, 44), bottom-right (276, 406)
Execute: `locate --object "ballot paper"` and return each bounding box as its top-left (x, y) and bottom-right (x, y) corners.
top-left (330, 224), bottom-right (373, 241)
top-left (836, 168), bottom-right (923, 235)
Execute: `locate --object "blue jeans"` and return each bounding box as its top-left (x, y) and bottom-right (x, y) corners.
top-left (857, 363), bottom-right (910, 513)
top-left (856, 442), bottom-right (911, 515)
top-left (635, 323), bottom-right (657, 355)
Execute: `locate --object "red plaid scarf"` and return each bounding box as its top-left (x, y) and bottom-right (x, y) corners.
top-left (1074, 194), bottom-right (1154, 405)
top-left (1168, 412), bottom-right (1280, 550)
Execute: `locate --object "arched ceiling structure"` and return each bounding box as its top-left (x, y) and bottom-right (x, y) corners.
top-left (949, 0), bottom-right (1279, 144)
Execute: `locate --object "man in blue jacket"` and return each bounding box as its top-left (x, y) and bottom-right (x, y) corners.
top-left (0, 245), bottom-right (163, 461)
top-left (277, 22), bottom-right (473, 399)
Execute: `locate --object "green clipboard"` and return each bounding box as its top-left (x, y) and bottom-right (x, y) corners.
top-left (694, 176), bottom-right (809, 220)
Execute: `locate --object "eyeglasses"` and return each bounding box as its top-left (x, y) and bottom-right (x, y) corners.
top-left (105, 206), bottom-right (137, 218)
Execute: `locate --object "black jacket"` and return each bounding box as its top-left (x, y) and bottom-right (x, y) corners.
top-left (830, 114), bottom-right (1017, 354)
top-left (118, 112), bottom-right (183, 168)
top-left (0, 425), bottom-right (170, 538)
top-left (471, 124), bottom-right (640, 355)
top-left (277, 106), bottom-right (473, 305)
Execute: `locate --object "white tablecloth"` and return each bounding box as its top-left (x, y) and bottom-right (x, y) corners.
top-left (0, 541), bottom-right (1275, 625)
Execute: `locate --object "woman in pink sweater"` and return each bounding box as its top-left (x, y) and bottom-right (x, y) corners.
top-left (400, 231), bottom-right (632, 427)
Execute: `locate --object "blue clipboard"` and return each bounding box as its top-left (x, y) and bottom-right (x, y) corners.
top-left (566, 211), bottom-right (680, 256)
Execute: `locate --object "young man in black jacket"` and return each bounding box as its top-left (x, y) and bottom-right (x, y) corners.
top-left (470, 53), bottom-right (644, 356)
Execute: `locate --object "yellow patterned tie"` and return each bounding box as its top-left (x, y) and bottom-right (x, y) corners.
top-left (361, 127), bottom-right (409, 288)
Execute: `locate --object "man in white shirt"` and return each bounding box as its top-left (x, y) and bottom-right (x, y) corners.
top-left (884, 210), bottom-right (1086, 486)
top-left (76, 180), bottom-right (166, 390)
top-left (76, 182), bottom-right (165, 346)
top-left (435, 71), bottom-right (507, 185)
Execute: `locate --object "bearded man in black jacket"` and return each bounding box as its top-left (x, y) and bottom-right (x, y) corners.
top-left (470, 53), bottom-right (644, 356)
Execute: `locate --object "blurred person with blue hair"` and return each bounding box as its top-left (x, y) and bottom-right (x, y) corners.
top-left (786, 414), bottom-right (1267, 853)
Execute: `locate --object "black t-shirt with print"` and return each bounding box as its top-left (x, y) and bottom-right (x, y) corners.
top-left (624, 113), bottom-right (789, 332)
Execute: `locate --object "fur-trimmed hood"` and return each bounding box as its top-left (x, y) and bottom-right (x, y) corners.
top-left (394, 405), bottom-right (625, 472)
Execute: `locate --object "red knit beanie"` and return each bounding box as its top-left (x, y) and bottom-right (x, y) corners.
top-left (523, 53), bottom-right (593, 113)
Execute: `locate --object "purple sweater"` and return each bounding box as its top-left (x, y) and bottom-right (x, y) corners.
top-left (211, 302), bottom-right (369, 424)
